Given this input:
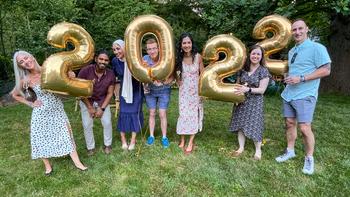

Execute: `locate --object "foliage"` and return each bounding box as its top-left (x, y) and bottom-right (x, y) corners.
top-left (197, 0), bottom-right (279, 45)
top-left (275, 0), bottom-right (350, 44)
top-left (83, 0), bottom-right (156, 51)
top-left (0, 0), bottom-right (350, 93)
top-left (0, 55), bottom-right (11, 80)
top-left (153, 0), bottom-right (208, 49)
top-left (0, 0), bottom-right (84, 63)
top-left (0, 91), bottom-right (350, 195)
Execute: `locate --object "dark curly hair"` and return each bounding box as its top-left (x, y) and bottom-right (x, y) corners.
top-left (175, 32), bottom-right (199, 79)
top-left (93, 49), bottom-right (110, 64)
top-left (243, 45), bottom-right (266, 72)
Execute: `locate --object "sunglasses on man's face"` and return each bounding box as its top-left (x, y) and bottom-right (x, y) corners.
top-left (291, 52), bottom-right (298, 64)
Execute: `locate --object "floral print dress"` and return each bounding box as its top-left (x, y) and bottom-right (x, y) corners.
top-left (176, 54), bottom-right (203, 135)
top-left (229, 66), bottom-right (270, 142)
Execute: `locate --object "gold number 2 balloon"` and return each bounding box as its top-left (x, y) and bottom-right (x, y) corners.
top-left (125, 15), bottom-right (175, 83)
top-left (41, 22), bottom-right (94, 97)
top-left (252, 14), bottom-right (292, 76)
top-left (199, 34), bottom-right (246, 103)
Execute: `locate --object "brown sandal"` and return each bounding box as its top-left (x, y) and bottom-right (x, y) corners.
top-left (184, 144), bottom-right (194, 155)
top-left (231, 150), bottom-right (243, 157)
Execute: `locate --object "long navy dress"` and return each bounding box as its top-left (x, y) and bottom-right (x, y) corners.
top-left (111, 57), bottom-right (144, 133)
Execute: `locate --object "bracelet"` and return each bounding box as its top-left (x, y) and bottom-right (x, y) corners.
top-left (248, 88), bottom-right (252, 93)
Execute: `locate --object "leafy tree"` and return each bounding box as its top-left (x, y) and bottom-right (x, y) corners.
top-left (274, 0), bottom-right (350, 93)
top-left (0, 0), bottom-right (84, 63)
top-left (153, 0), bottom-right (208, 49)
top-left (83, 0), bottom-right (156, 50)
top-left (0, 0), bottom-right (349, 93)
top-left (197, 0), bottom-right (279, 45)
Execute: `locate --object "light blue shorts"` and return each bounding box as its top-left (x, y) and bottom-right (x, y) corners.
top-left (145, 88), bottom-right (171, 109)
top-left (283, 96), bottom-right (317, 123)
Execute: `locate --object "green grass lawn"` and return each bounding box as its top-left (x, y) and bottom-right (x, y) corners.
top-left (1, 90), bottom-right (349, 196)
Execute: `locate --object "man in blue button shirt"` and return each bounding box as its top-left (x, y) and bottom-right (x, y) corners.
top-left (275, 19), bottom-right (331, 175)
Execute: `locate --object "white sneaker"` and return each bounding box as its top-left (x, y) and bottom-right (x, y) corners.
top-left (121, 143), bottom-right (128, 150)
top-left (275, 149), bottom-right (296, 163)
top-left (302, 156), bottom-right (314, 175)
top-left (128, 143), bottom-right (135, 151)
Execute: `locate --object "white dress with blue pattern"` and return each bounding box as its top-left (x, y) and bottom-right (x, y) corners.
top-left (30, 84), bottom-right (74, 159)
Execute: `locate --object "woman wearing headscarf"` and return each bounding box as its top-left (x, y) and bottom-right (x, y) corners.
top-left (111, 39), bottom-right (144, 151)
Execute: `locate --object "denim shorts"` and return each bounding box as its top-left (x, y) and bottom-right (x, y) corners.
top-left (283, 96), bottom-right (317, 123)
top-left (145, 88), bottom-right (171, 109)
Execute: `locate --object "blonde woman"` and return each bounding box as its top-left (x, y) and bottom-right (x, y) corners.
top-left (11, 50), bottom-right (87, 176)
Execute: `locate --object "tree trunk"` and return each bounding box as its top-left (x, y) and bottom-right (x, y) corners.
top-left (321, 14), bottom-right (350, 95)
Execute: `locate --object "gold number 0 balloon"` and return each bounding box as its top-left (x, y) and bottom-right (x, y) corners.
top-left (252, 14), bottom-right (292, 76)
top-left (41, 22), bottom-right (94, 97)
top-left (125, 15), bottom-right (175, 83)
top-left (199, 34), bottom-right (246, 103)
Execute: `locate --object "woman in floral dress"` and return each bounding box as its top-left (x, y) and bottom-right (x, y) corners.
top-left (229, 45), bottom-right (271, 160)
top-left (175, 33), bottom-right (204, 154)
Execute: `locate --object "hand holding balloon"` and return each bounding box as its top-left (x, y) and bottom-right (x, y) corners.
top-left (125, 15), bottom-right (175, 83)
top-left (41, 22), bottom-right (95, 97)
top-left (200, 34), bottom-right (246, 103)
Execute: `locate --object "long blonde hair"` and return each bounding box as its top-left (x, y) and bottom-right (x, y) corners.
top-left (12, 50), bottom-right (41, 96)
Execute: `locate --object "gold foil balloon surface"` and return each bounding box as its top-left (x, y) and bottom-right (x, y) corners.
top-left (200, 34), bottom-right (246, 103)
top-left (41, 22), bottom-right (94, 97)
top-left (125, 15), bottom-right (175, 83)
top-left (253, 14), bottom-right (292, 76)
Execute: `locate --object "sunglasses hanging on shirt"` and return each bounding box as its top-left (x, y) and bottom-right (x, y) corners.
top-left (291, 52), bottom-right (298, 64)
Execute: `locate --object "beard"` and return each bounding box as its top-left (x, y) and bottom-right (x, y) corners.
top-left (97, 63), bottom-right (107, 69)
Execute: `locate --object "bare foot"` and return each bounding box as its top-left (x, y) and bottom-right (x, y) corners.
top-left (75, 164), bottom-right (88, 171)
top-left (44, 166), bottom-right (53, 175)
top-left (253, 151), bottom-right (262, 160)
top-left (178, 142), bottom-right (185, 148)
top-left (185, 143), bottom-right (193, 152)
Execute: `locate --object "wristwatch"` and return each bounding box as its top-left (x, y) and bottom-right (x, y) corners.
top-left (300, 75), bottom-right (306, 83)
top-left (101, 107), bottom-right (105, 111)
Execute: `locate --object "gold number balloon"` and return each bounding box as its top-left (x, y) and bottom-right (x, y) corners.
top-left (41, 22), bottom-right (94, 97)
top-left (200, 34), bottom-right (246, 103)
top-left (125, 15), bottom-right (175, 83)
top-left (252, 14), bottom-right (292, 76)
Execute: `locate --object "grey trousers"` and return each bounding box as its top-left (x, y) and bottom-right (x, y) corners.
top-left (80, 101), bottom-right (113, 150)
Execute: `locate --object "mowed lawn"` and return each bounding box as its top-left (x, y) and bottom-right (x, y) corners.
top-left (0, 89), bottom-right (349, 196)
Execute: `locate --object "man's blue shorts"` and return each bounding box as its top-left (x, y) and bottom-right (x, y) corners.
top-left (145, 88), bottom-right (171, 109)
top-left (283, 96), bottom-right (317, 123)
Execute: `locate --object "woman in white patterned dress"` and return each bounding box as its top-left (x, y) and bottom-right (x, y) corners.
top-left (175, 33), bottom-right (204, 154)
top-left (11, 51), bottom-right (87, 175)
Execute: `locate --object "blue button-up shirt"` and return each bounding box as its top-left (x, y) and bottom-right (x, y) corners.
top-left (281, 39), bottom-right (331, 101)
